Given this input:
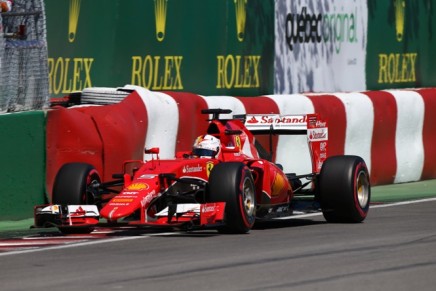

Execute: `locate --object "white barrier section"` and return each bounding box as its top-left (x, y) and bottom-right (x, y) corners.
top-left (267, 94), bottom-right (315, 174)
top-left (122, 86), bottom-right (433, 184)
top-left (334, 92), bottom-right (374, 173)
top-left (388, 90), bottom-right (425, 183)
top-left (129, 86), bottom-right (180, 159)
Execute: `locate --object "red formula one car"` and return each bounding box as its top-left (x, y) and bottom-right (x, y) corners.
top-left (34, 109), bottom-right (370, 234)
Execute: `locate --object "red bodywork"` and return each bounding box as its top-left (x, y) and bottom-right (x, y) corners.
top-left (34, 111), bottom-right (328, 231)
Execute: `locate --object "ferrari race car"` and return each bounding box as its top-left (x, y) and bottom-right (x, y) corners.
top-left (34, 109), bottom-right (371, 234)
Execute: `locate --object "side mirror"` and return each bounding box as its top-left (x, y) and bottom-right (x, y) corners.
top-left (145, 147), bottom-right (160, 154)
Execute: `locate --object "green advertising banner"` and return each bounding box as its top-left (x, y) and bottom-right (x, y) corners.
top-left (0, 112), bottom-right (46, 220)
top-left (366, 0), bottom-right (436, 90)
top-left (45, 0), bottom-right (274, 97)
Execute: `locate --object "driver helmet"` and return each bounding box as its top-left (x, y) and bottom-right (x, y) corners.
top-left (192, 134), bottom-right (221, 158)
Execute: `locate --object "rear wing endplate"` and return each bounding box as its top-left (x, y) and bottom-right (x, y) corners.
top-left (241, 113), bottom-right (328, 173)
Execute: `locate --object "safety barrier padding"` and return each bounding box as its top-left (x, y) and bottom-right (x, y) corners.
top-left (46, 93), bottom-right (147, 200)
top-left (46, 86), bottom-right (436, 195)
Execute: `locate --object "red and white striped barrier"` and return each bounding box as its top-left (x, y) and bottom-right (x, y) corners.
top-left (46, 86), bottom-right (436, 197)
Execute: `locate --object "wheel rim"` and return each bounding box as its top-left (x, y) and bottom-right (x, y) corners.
top-left (85, 171), bottom-right (100, 204)
top-left (243, 177), bottom-right (255, 216)
top-left (356, 170), bottom-right (370, 208)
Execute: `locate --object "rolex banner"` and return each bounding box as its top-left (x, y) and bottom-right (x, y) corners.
top-left (45, 0), bottom-right (274, 97)
top-left (45, 0), bottom-right (436, 97)
top-left (366, 0), bottom-right (436, 90)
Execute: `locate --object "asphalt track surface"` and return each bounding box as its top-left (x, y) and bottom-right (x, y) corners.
top-left (1, 182), bottom-right (436, 291)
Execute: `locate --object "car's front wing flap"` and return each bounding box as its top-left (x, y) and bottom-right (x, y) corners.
top-left (33, 202), bottom-right (226, 230)
top-left (34, 204), bottom-right (100, 228)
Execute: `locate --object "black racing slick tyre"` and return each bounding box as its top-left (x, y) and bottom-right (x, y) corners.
top-left (52, 163), bottom-right (101, 205)
top-left (318, 155), bottom-right (371, 223)
top-left (208, 162), bottom-right (256, 234)
top-left (52, 163), bottom-right (101, 235)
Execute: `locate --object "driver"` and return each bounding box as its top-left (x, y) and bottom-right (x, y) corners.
top-left (192, 134), bottom-right (221, 158)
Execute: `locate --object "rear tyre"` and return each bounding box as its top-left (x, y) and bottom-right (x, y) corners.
top-left (208, 162), bottom-right (256, 234)
top-left (319, 155), bottom-right (370, 223)
top-left (52, 163), bottom-right (101, 234)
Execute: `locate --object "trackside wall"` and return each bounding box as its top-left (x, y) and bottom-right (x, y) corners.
top-left (0, 111), bottom-right (46, 220)
top-left (44, 87), bottom-right (436, 197)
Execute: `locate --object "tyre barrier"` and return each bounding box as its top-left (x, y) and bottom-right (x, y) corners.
top-left (45, 86), bottom-right (436, 201)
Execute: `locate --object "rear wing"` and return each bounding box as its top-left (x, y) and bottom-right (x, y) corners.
top-left (242, 113), bottom-right (328, 173)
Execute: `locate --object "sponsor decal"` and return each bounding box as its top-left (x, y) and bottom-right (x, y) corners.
top-left (141, 191), bottom-right (155, 207)
top-left (320, 141), bottom-right (327, 152)
top-left (48, 57), bottom-right (94, 95)
top-left (247, 116), bottom-right (259, 124)
top-left (131, 55), bottom-right (183, 90)
top-left (275, 1), bottom-right (367, 93)
top-left (234, 135), bottom-right (241, 149)
top-left (316, 121), bottom-right (327, 128)
top-left (183, 164), bottom-right (203, 173)
top-left (308, 116), bottom-right (317, 127)
top-left (195, 135), bottom-right (205, 144)
top-left (68, 0), bottom-right (81, 42)
top-left (285, 6), bottom-right (358, 54)
top-left (377, 1), bottom-right (417, 85)
top-left (308, 128), bottom-right (328, 141)
top-left (69, 206), bottom-right (85, 217)
top-left (112, 198), bottom-right (134, 203)
top-left (154, 0), bottom-right (168, 42)
top-left (127, 183), bottom-right (149, 191)
top-left (202, 204), bottom-right (217, 213)
top-left (139, 174), bottom-right (158, 179)
top-left (206, 161), bottom-right (214, 177)
top-left (108, 207), bottom-right (118, 220)
top-left (234, 0), bottom-right (247, 42)
top-left (41, 205), bottom-right (60, 214)
top-left (258, 115), bottom-right (307, 125)
top-left (271, 173), bottom-right (287, 196)
top-left (394, 0), bottom-right (405, 42)
top-left (122, 191), bottom-right (139, 195)
top-left (216, 55), bottom-right (261, 89)
top-left (377, 53), bottom-right (417, 84)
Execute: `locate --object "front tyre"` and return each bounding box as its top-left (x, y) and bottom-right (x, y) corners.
top-left (319, 155), bottom-right (370, 223)
top-left (52, 163), bottom-right (101, 234)
top-left (52, 163), bottom-right (101, 205)
top-left (208, 162), bottom-right (256, 234)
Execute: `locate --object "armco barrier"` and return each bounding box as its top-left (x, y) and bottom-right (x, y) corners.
top-left (0, 111), bottom-right (46, 220)
top-left (45, 86), bottom-right (436, 198)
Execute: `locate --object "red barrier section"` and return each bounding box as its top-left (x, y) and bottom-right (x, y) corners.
top-left (307, 95), bottom-right (347, 156)
top-left (82, 93), bottom-right (148, 181)
top-left (46, 93), bottom-right (147, 199)
top-left (363, 91), bottom-right (398, 185)
top-left (416, 88), bottom-right (436, 180)
top-left (46, 88), bottom-right (436, 194)
top-left (163, 92), bottom-right (209, 153)
top-left (46, 108), bottom-right (103, 200)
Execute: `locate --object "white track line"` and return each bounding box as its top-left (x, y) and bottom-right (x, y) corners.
top-left (1, 198), bottom-right (436, 257)
top-left (273, 197), bottom-right (436, 220)
top-left (370, 197), bottom-right (436, 208)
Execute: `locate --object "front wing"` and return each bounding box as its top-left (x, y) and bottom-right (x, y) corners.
top-left (33, 202), bottom-right (226, 231)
